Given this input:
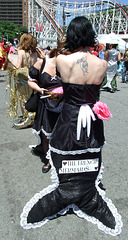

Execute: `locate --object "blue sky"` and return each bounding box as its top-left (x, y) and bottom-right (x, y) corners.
top-left (121, 0), bottom-right (128, 5)
top-left (116, 0), bottom-right (128, 5)
top-left (70, 0), bottom-right (128, 6)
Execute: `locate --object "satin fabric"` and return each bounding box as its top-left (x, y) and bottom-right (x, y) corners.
top-left (50, 83), bottom-right (105, 151)
top-left (21, 82), bottom-right (122, 235)
top-left (106, 48), bottom-right (119, 82)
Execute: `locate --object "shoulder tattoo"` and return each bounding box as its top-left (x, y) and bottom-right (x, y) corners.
top-left (77, 57), bottom-right (88, 75)
top-left (103, 62), bottom-right (106, 67)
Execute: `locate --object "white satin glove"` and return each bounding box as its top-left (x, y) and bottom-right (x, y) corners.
top-left (77, 104), bottom-right (96, 140)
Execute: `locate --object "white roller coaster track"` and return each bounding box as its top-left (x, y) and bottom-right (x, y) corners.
top-left (28, 0), bottom-right (128, 48)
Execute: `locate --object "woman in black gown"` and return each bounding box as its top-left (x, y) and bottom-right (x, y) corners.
top-left (20, 17), bottom-right (123, 236)
top-left (27, 48), bottom-right (63, 172)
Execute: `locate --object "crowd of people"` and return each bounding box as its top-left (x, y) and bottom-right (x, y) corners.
top-left (1, 17), bottom-right (124, 236)
top-left (91, 42), bottom-right (128, 92)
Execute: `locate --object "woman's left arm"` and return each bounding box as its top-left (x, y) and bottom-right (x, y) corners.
top-left (28, 78), bottom-right (47, 95)
top-left (28, 59), bottom-right (47, 95)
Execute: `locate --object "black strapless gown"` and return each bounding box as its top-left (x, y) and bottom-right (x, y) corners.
top-left (20, 82), bottom-right (122, 236)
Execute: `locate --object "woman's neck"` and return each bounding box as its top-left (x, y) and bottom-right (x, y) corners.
top-left (72, 46), bottom-right (91, 53)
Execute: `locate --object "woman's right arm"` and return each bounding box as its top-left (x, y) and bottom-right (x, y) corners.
top-left (8, 50), bottom-right (23, 68)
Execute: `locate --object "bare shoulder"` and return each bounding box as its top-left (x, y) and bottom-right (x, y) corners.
top-left (57, 54), bottom-right (74, 67)
top-left (57, 54), bottom-right (68, 70)
top-left (92, 54), bottom-right (107, 68)
top-left (95, 58), bottom-right (108, 77)
top-left (100, 59), bottom-right (108, 70)
top-left (88, 54), bottom-right (107, 69)
top-left (33, 58), bottom-right (44, 70)
top-left (57, 54), bottom-right (67, 63)
top-left (18, 49), bottom-right (24, 56)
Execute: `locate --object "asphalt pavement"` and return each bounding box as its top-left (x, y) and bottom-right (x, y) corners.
top-left (0, 60), bottom-right (128, 240)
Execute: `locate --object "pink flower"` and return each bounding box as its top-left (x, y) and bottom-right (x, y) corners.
top-left (93, 101), bottom-right (112, 120)
top-left (51, 87), bottom-right (63, 94)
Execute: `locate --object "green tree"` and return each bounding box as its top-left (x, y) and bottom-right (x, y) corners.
top-left (0, 21), bottom-right (28, 43)
top-left (18, 26), bottom-right (28, 35)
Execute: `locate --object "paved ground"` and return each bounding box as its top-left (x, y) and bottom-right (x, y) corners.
top-left (0, 61), bottom-right (128, 240)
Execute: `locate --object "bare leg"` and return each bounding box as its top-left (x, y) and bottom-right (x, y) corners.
top-left (42, 133), bottom-right (51, 173)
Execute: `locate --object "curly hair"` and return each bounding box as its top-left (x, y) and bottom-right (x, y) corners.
top-left (65, 16), bottom-right (96, 52)
top-left (18, 33), bottom-right (37, 53)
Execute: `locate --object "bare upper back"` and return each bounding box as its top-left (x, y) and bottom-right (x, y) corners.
top-left (18, 49), bottom-right (38, 68)
top-left (57, 51), bottom-right (107, 85)
top-left (34, 57), bottom-right (57, 76)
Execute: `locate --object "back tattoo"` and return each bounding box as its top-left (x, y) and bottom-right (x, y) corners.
top-left (77, 57), bottom-right (88, 75)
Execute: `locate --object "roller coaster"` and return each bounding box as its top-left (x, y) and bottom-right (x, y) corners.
top-left (28, 0), bottom-right (128, 47)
